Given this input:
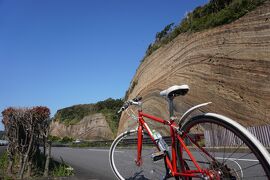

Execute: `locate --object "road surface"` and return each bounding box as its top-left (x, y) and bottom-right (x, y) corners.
top-left (51, 147), bottom-right (267, 180)
top-left (51, 147), bottom-right (117, 180)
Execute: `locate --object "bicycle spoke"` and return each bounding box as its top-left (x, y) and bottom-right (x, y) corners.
top-left (111, 131), bottom-right (168, 180)
top-left (222, 127), bottom-right (229, 165)
top-left (234, 162), bottom-right (262, 172)
top-left (221, 140), bottom-right (244, 166)
top-left (185, 133), bottom-right (212, 169)
top-left (178, 116), bottom-right (270, 180)
top-left (241, 175), bottom-right (267, 179)
top-left (219, 151), bottom-right (255, 169)
top-left (210, 122), bottom-right (216, 160)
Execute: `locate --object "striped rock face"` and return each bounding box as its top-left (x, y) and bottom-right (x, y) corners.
top-left (118, 2), bottom-right (270, 135)
top-left (50, 113), bottom-right (114, 140)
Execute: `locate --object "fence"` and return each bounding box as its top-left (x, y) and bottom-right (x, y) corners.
top-left (204, 124), bottom-right (270, 147)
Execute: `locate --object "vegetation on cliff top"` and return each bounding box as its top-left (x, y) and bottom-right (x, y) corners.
top-left (54, 98), bottom-right (123, 134)
top-left (144, 0), bottom-right (266, 58)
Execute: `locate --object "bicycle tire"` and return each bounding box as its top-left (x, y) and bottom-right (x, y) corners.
top-left (109, 129), bottom-right (171, 180)
top-left (178, 113), bottom-right (270, 179)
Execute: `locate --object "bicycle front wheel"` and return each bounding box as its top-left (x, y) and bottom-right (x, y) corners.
top-left (178, 113), bottom-right (270, 179)
top-left (109, 129), bottom-right (169, 180)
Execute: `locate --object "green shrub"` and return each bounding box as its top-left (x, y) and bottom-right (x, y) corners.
top-left (51, 157), bottom-right (73, 177)
top-left (48, 135), bottom-right (61, 142)
top-left (53, 164), bottom-right (73, 177)
top-left (60, 136), bottom-right (74, 144)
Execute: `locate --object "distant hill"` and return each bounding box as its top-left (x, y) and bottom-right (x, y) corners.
top-left (50, 98), bottom-right (123, 140)
top-left (54, 104), bottom-right (96, 125)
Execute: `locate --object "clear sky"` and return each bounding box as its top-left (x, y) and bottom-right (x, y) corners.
top-left (0, 0), bottom-right (207, 130)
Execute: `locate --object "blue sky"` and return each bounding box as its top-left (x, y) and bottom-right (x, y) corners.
top-left (0, 0), bottom-right (207, 130)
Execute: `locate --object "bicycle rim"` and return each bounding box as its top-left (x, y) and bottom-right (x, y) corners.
top-left (109, 129), bottom-right (169, 180)
top-left (178, 114), bottom-right (270, 179)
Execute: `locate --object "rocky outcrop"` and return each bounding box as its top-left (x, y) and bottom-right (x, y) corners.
top-left (50, 113), bottom-right (114, 140)
top-left (118, 2), bottom-right (270, 134)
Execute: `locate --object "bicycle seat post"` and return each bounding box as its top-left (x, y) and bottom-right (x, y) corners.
top-left (160, 85), bottom-right (189, 120)
top-left (168, 97), bottom-right (175, 120)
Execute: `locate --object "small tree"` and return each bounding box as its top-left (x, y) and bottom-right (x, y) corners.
top-left (155, 23), bottom-right (174, 42)
top-left (1, 106), bottom-right (51, 179)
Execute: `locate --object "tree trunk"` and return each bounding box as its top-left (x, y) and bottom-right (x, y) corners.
top-left (26, 161), bottom-right (32, 177)
top-left (7, 159), bottom-right (13, 176)
top-left (7, 146), bottom-right (14, 175)
top-left (19, 132), bottom-right (34, 179)
top-left (43, 141), bottom-right (51, 177)
top-left (43, 137), bottom-right (46, 156)
top-left (18, 153), bottom-right (23, 175)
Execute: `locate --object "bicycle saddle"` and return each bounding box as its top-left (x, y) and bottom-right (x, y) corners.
top-left (160, 85), bottom-right (189, 98)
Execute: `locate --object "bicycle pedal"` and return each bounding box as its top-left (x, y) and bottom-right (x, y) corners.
top-left (151, 151), bottom-right (164, 162)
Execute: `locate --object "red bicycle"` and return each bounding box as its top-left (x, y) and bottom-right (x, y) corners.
top-left (109, 85), bottom-right (270, 180)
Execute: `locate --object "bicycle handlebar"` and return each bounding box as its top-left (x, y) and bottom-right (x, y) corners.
top-left (132, 97), bottom-right (142, 102)
top-left (118, 97), bottom-right (142, 113)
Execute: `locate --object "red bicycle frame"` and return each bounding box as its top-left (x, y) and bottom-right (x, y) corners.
top-left (136, 109), bottom-right (210, 178)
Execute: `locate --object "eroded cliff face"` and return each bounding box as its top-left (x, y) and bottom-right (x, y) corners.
top-left (118, 2), bottom-right (270, 134)
top-left (50, 113), bottom-right (114, 140)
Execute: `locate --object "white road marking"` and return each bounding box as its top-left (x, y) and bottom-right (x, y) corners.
top-left (88, 149), bottom-right (124, 153)
top-left (215, 157), bottom-right (259, 162)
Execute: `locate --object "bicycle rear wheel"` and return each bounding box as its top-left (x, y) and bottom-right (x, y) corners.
top-left (109, 129), bottom-right (169, 180)
top-left (178, 113), bottom-right (270, 179)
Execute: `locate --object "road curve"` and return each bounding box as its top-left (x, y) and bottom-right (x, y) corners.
top-left (51, 147), bottom-right (117, 180)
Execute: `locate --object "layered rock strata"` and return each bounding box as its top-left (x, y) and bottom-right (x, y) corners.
top-left (50, 113), bottom-right (113, 140)
top-left (118, 2), bottom-right (270, 134)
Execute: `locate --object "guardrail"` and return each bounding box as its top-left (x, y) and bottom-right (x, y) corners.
top-left (51, 136), bottom-right (173, 147)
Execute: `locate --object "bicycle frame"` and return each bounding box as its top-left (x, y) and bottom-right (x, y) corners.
top-left (136, 110), bottom-right (211, 178)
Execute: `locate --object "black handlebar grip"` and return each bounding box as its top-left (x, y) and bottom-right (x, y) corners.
top-left (118, 103), bottom-right (129, 113)
top-left (133, 97), bottom-right (142, 102)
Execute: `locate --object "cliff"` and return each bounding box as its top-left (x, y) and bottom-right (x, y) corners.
top-left (50, 113), bottom-right (114, 140)
top-left (118, 2), bottom-right (270, 134)
top-left (49, 98), bottom-right (122, 140)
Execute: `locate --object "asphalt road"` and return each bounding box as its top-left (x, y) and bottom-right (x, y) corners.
top-left (0, 146), bottom-right (117, 179)
top-left (51, 147), bottom-right (268, 180)
top-left (1, 146), bottom-right (267, 179)
top-left (51, 147), bottom-right (117, 180)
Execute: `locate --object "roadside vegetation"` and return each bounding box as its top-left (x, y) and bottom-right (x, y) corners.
top-left (49, 135), bottom-right (75, 145)
top-left (49, 135), bottom-right (112, 148)
top-left (1, 107), bottom-right (73, 179)
top-left (52, 158), bottom-right (73, 177)
top-left (0, 150), bottom-right (73, 179)
top-left (54, 98), bottom-right (123, 135)
top-left (70, 140), bottom-right (112, 148)
top-left (144, 0), bottom-right (266, 58)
